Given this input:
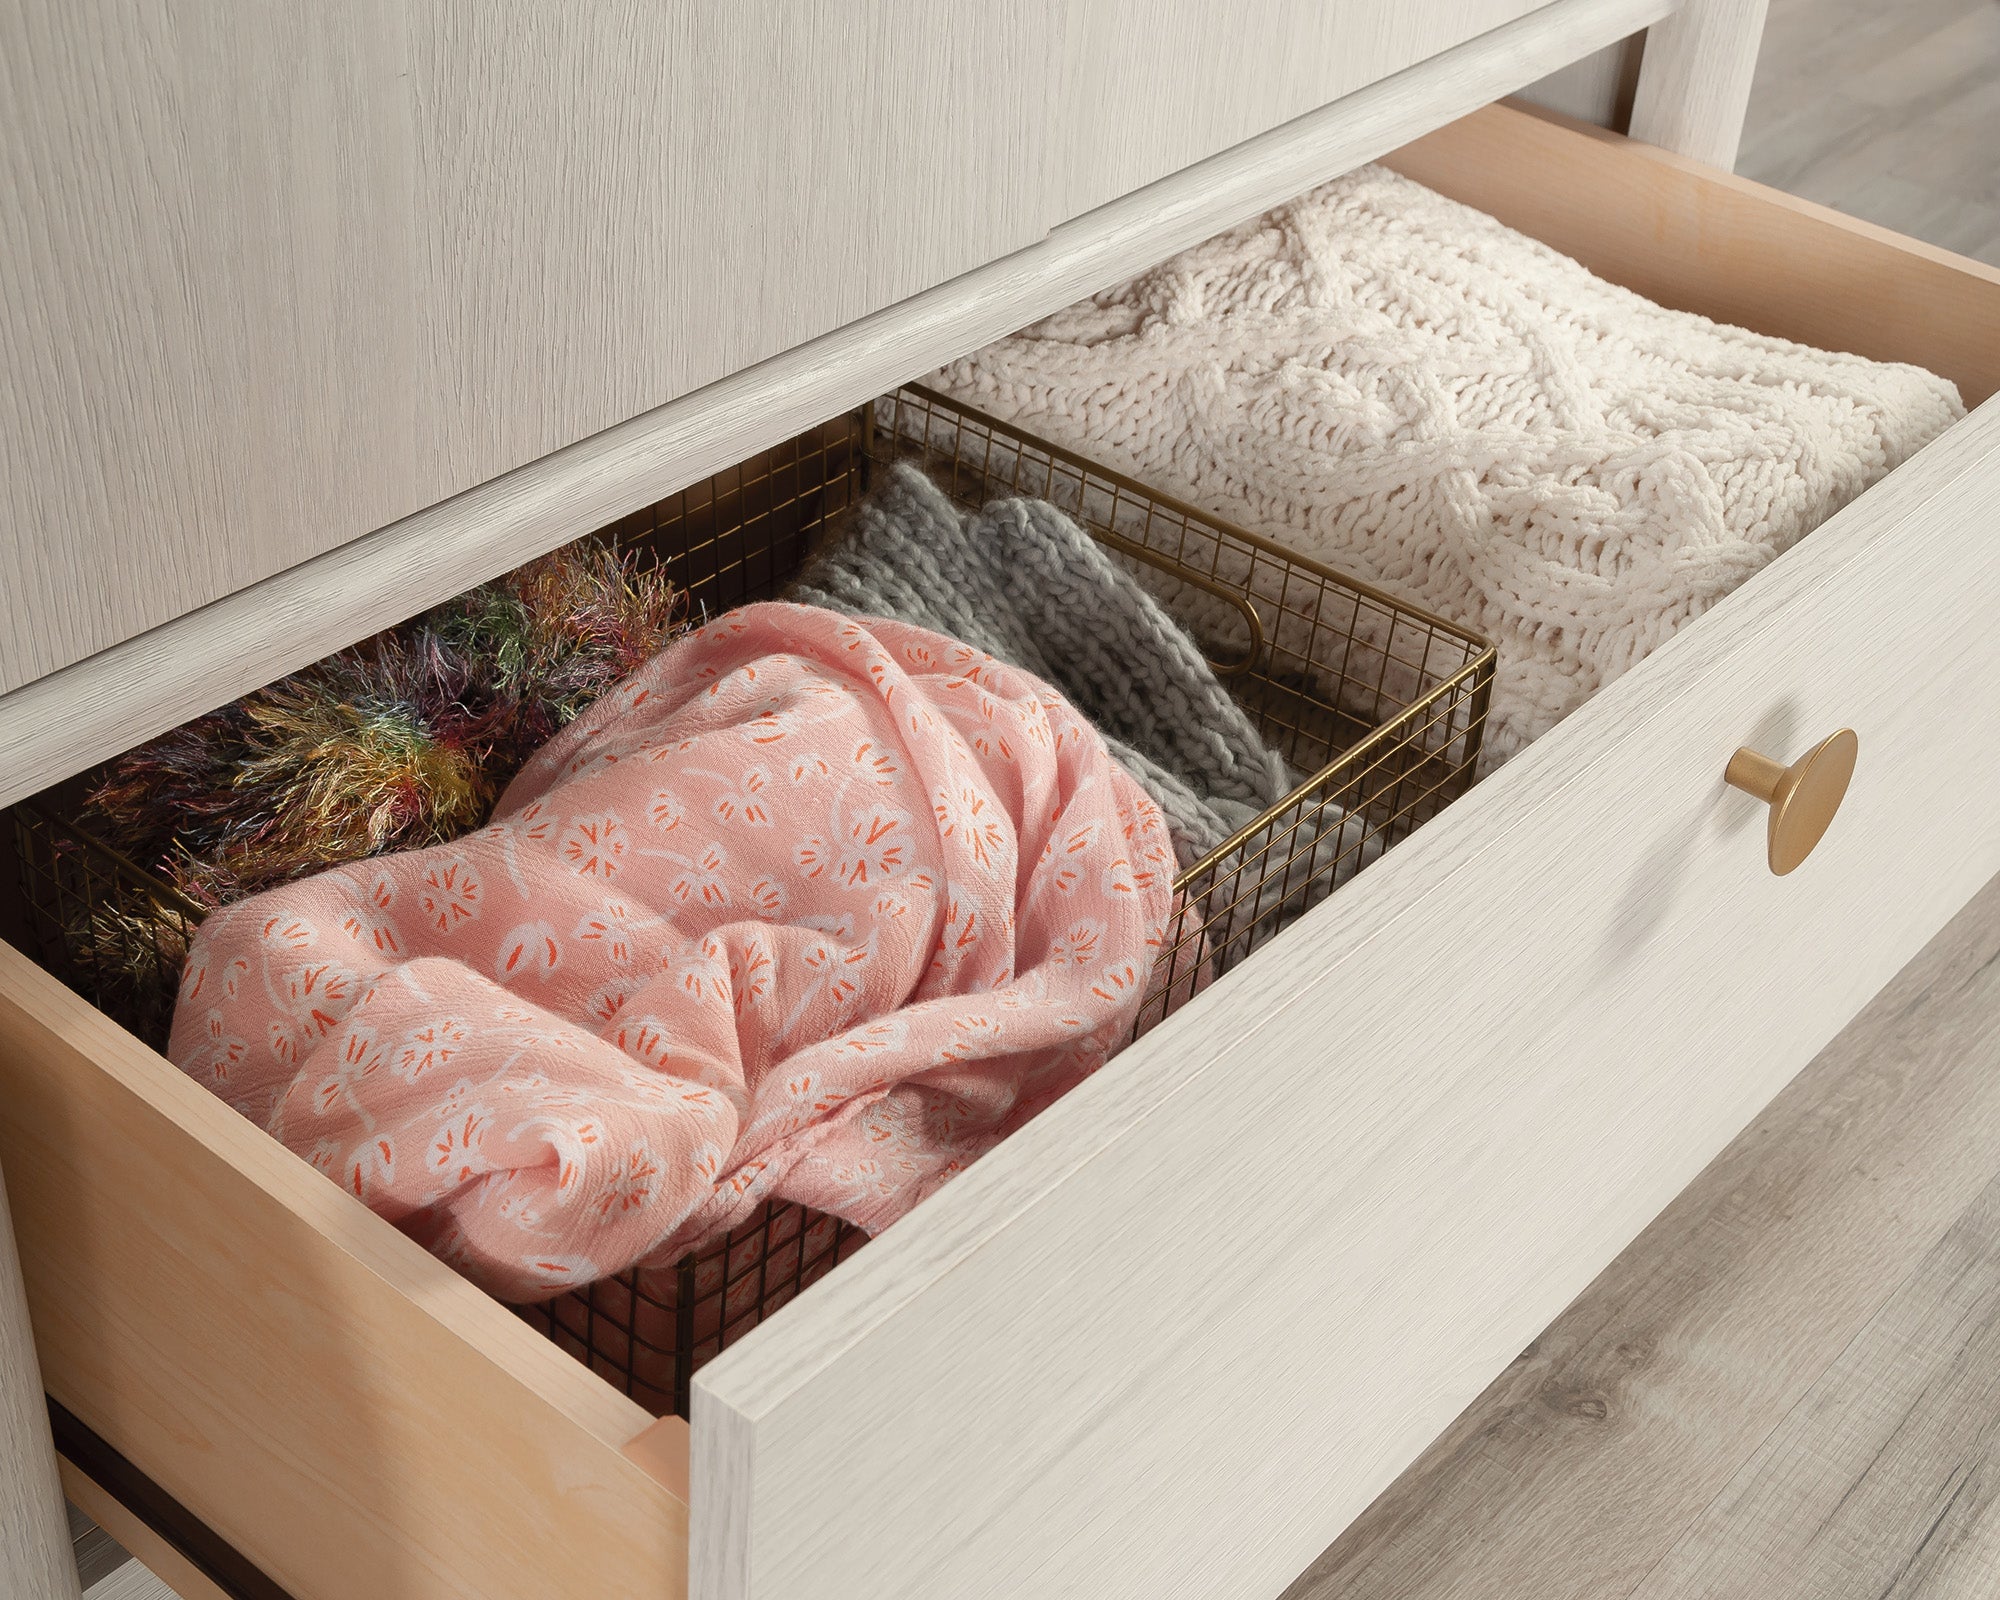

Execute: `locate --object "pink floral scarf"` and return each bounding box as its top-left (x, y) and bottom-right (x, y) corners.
top-left (169, 603), bottom-right (1175, 1300)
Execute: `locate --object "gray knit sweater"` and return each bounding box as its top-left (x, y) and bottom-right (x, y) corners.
top-left (793, 464), bottom-right (1289, 867)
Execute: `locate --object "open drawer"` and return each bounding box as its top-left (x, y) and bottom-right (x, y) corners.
top-left (3, 102), bottom-right (1999, 1600)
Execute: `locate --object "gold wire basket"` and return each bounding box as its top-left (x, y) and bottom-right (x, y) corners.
top-left (5, 384), bottom-right (1491, 1418)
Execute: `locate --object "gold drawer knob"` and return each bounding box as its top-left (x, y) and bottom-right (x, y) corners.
top-left (1724, 729), bottom-right (1858, 876)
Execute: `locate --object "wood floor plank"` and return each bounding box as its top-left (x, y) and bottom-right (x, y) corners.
top-left (1632, 1170), bottom-right (2000, 1597)
top-left (1737, 0), bottom-right (2000, 266)
top-left (1283, 870), bottom-right (2000, 1600)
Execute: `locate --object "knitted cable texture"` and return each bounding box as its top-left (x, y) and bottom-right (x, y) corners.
top-left (925, 164), bottom-right (1966, 762)
top-left (793, 463), bottom-right (1293, 866)
top-left (793, 466), bottom-right (1377, 966)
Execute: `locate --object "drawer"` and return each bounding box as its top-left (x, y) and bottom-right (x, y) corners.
top-left (0, 0), bottom-right (1597, 702)
top-left (3, 102), bottom-right (1999, 1600)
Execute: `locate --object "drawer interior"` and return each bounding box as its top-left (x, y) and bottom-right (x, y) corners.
top-left (1, 100), bottom-right (1997, 1600)
top-left (686, 108), bottom-right (2000, 1600)
top-left (1393, 104), bottom-right (2000, 408)
top-left (4, 387), bottom-right (1489, 1419)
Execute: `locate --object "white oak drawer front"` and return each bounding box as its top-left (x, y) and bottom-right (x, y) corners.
top-left (0, 0), bottom-right (1678, 810)
top-left (1, 101), bottom-right (1997, 1600)
top-left (0, 1), bottom-right (1047, 693)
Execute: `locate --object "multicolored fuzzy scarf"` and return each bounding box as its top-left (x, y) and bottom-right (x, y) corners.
top-left (70, 542), bottom-right (687, 1016)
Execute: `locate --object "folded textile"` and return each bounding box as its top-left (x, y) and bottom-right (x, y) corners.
top-left (168, 603), bottom-right (1175, 1300)
top-left (796, 465), bottom-right (1378, 963)
top-left (793, 463), bottom-right (1289, 869)
top-left (926, 164), bottom-right (1966, 763)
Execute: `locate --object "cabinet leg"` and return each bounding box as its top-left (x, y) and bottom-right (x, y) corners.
top-left (0, 1157), bottom-right (81, 1599)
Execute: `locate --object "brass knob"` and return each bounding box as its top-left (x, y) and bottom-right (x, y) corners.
top-left (1724, 729), bottom-right (1858, 876)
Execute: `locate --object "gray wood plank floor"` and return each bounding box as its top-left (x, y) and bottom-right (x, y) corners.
top-left (1737, 0), bottom-right (2000, 265)
top-left (1286, 869), bottom-right (2000, 1599)
top-left (1634, 1169), bottom-right (2000, 1598)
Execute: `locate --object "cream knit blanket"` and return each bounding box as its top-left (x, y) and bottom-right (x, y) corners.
top-left (928, 164), bottom-right (1965, 762)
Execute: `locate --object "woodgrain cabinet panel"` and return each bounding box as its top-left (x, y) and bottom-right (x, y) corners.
top-left (0, 1), bottom-right (1048, 693)
top-left (1049, 0), bottom-right (1554, 219)
top-left (697, 411), bottom-right (2000, 1600)
top-left (0, 0), bottom-right (1674, 813)
top-left (0, 0), bottom-right (1635, 704)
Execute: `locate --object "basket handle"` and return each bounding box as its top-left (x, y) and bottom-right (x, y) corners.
top-left (1085, 527), bottom-right (1264, 678)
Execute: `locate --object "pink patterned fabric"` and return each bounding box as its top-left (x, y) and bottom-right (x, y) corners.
top-left (168, 604), bottom-right (1175, 1301)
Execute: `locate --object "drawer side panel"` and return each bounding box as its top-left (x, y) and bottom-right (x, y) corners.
top-left (0, 945), bottom-right (688, 1600)
top-left (1390, 103), bottom-right (2000, 406)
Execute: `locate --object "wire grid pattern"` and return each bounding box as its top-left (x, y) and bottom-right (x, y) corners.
top-left (599, 416), bottom-right (864, 622)
top-left (513, 1202), bottom-right (866, 1417)
top-left (8, 801), bottom-right (201, 1049)
top-left (3, 387), bottom-right (1491, 1418)
top-left (870, 386), bottom-right (1493, 1026)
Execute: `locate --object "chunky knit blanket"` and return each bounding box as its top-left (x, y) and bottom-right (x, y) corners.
top-left (794, 467), bottom-right (1377, 967)
top-left (793, 464), bottom-right (1289, 868)
top-left (169, 604), bottom-right (1174, 1300)
top-left (927, 164), bottom-right (1966, 761)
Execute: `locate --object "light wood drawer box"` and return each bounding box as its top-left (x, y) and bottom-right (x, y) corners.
top-left (3, 103), bottom-right (1999, 1600)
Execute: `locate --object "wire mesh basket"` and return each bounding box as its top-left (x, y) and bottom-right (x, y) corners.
top-left (5, 385), bottom-right (1491, 1418)
top-left (871, 386), bottom-right (1493, 1015)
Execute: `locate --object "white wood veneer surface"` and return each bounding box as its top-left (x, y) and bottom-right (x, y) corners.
top-left (1630, 0), bottom-right (1773, 166)
top-left (693, 406), bottom-right (2000, 1600)
top-left (0, 0), bottom-right (1051, 694)
top-left (0, 0), bottom-right (1625, 698)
